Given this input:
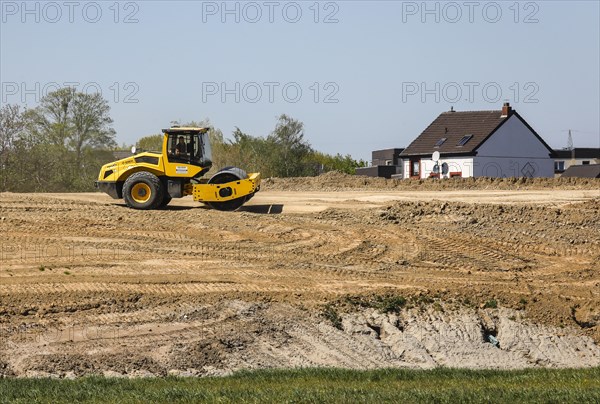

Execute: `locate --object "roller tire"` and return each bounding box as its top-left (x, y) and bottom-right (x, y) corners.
top-left (206, 169), bottom-right (247, 211)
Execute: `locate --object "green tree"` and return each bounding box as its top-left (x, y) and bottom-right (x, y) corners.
top-left (137, 134), bottom-right (163, 151)
top-left (28, 88), bottom-right (116, 165)
top-left (2, 88), bottom-right (117, 192)
top-left (0, 104), bottom-right (28, 191)
top-left (309, 151), bottom-right (368, 175)
top-left (0, 104), bottom-right (26, 160)
top-left (267, 114), bottom-right (313, 177)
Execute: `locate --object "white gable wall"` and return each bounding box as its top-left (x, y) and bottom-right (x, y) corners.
top-left (473, 115), bottom-right (554, 178)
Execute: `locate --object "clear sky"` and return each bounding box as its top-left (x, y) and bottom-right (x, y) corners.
top-left (1, 1), bottom-right (599, 161)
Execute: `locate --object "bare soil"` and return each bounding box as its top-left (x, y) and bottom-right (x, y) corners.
top-left (263, 170), bottom-right (600, 191)
top-left (1, 177), bottom-right (599, 377)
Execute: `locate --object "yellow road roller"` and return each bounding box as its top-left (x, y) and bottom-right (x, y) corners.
top-left (96, 127), bottom-right (260, 211)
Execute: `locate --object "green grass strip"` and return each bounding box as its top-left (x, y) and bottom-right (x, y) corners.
top-left (1, 367), bottom-right (599, 404)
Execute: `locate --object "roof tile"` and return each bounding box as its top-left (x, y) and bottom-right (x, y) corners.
top-left (400, 110), bottom-right (507, 156)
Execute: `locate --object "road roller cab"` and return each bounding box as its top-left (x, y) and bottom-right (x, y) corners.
top-left (96, 127), bottom-right (260, 211)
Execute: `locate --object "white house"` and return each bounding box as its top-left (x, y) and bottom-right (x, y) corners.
top-left (399, 103), bottom-right (555, 179)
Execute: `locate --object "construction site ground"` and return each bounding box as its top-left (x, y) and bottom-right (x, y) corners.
top-left (1, 174), bottom-right (599, 377)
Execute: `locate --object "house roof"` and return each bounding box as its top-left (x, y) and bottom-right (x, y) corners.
top-left (400, 106), bottom-right (554, 158)
top-left (560, 164), bottom-right (600, 178)
top-left (553, 148), bottom-right (600, 159)
top-left (400, 110), bottom-right (507, 157)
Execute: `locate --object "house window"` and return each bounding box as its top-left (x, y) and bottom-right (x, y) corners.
top-left (434, 138), bottom-right (447, 148)
top-left (554, 161), bottom-right (565, 172)
top-left (457, 134), bottom-right (473, 146)
top-left (385, 160), bottom-right (393, 166)
top-left (582, 161), bottom-right (590, 165)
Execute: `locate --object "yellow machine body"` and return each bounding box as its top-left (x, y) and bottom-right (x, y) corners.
top-left (187, 172), bottom-right (261, 203)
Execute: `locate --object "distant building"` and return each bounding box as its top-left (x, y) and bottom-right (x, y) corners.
top-left (356, 148), bottom-right (404, 179)
top-left (553, 148), bottom-right (600, 176)
top-left (560, 164), bottom-right (600, 178)
top-left (112, 151), bottom-right (133, 161)
top-left (371, 148), bottom-right (404, 166)
top-left (399, 103), bottom-right (555, 179)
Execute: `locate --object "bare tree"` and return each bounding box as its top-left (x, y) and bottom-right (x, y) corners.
top-left (0, 104), bottom-right (26, 162)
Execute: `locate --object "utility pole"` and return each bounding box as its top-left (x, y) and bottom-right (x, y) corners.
top-left (567, 129), bottom-right (575, 161)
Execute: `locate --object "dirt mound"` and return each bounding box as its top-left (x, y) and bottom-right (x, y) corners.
top-left (20, 352), bottom-right (167, 378)
top-left (6, 302), bottom-right (600, 378)
top-left (262, 171), bottom-right (600, 191)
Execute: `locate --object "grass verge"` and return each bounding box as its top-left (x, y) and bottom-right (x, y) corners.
top-left (1, 367), bottom-right (599, 403)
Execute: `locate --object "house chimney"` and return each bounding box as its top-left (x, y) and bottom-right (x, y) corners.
top-left (501, 102), bottom-right (512, 117)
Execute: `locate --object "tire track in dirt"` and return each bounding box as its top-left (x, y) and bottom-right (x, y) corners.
top-left (2, 191), bottom-right (599, 376)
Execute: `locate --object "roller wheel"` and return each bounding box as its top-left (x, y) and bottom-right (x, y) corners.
top-left (206, 169), bottom-right (247, 211)
top-left (123, 172), bottom-right (164, 210)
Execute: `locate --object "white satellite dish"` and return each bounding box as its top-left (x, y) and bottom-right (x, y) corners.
top-left (432, 151), bottom-right (440, 162)
top-left (131, 146), bottom-right (137, 154)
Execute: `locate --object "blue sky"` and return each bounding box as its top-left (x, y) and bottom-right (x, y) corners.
top-left (1, 1), bottom-right (599, 161)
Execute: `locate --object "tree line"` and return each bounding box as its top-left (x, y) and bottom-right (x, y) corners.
top-left (0, 88), bottom-right (366, 192)
top-left (137, 115), bottom-right (366, 179)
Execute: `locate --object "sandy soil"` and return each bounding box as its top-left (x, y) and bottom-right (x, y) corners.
top-left (1, 180), bottom-right (599, 377)
top-left (37, 188), bottom-right (600, 213)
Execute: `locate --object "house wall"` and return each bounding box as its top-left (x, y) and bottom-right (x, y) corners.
top-left (420, 158), bottom-right (475, 178)
top-left (473, 115), bottom-right (554, 178)
top-left (403, 160), bottom-right (410, 179)
top-left (400, 156), bottom-right (553, 179)
top-left (356, 166), bottom-right (401, 179)
top-left (472, 157), bottom-right (553, 177)
top-left (401, 158), bottom-right (475, 178)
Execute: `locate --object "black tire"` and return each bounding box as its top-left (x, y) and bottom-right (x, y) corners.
top-left (159, 194), bottom-right (172, 208)
top-left (123, 172), bottom-right (164, 210)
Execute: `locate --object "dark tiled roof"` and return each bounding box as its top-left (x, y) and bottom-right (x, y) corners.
top-left (553, 148), bottom-right (600, 159)
top-left (400, 110), bottom-right (508, 157)
top-left (560, 164), bottom-right (600, 178)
